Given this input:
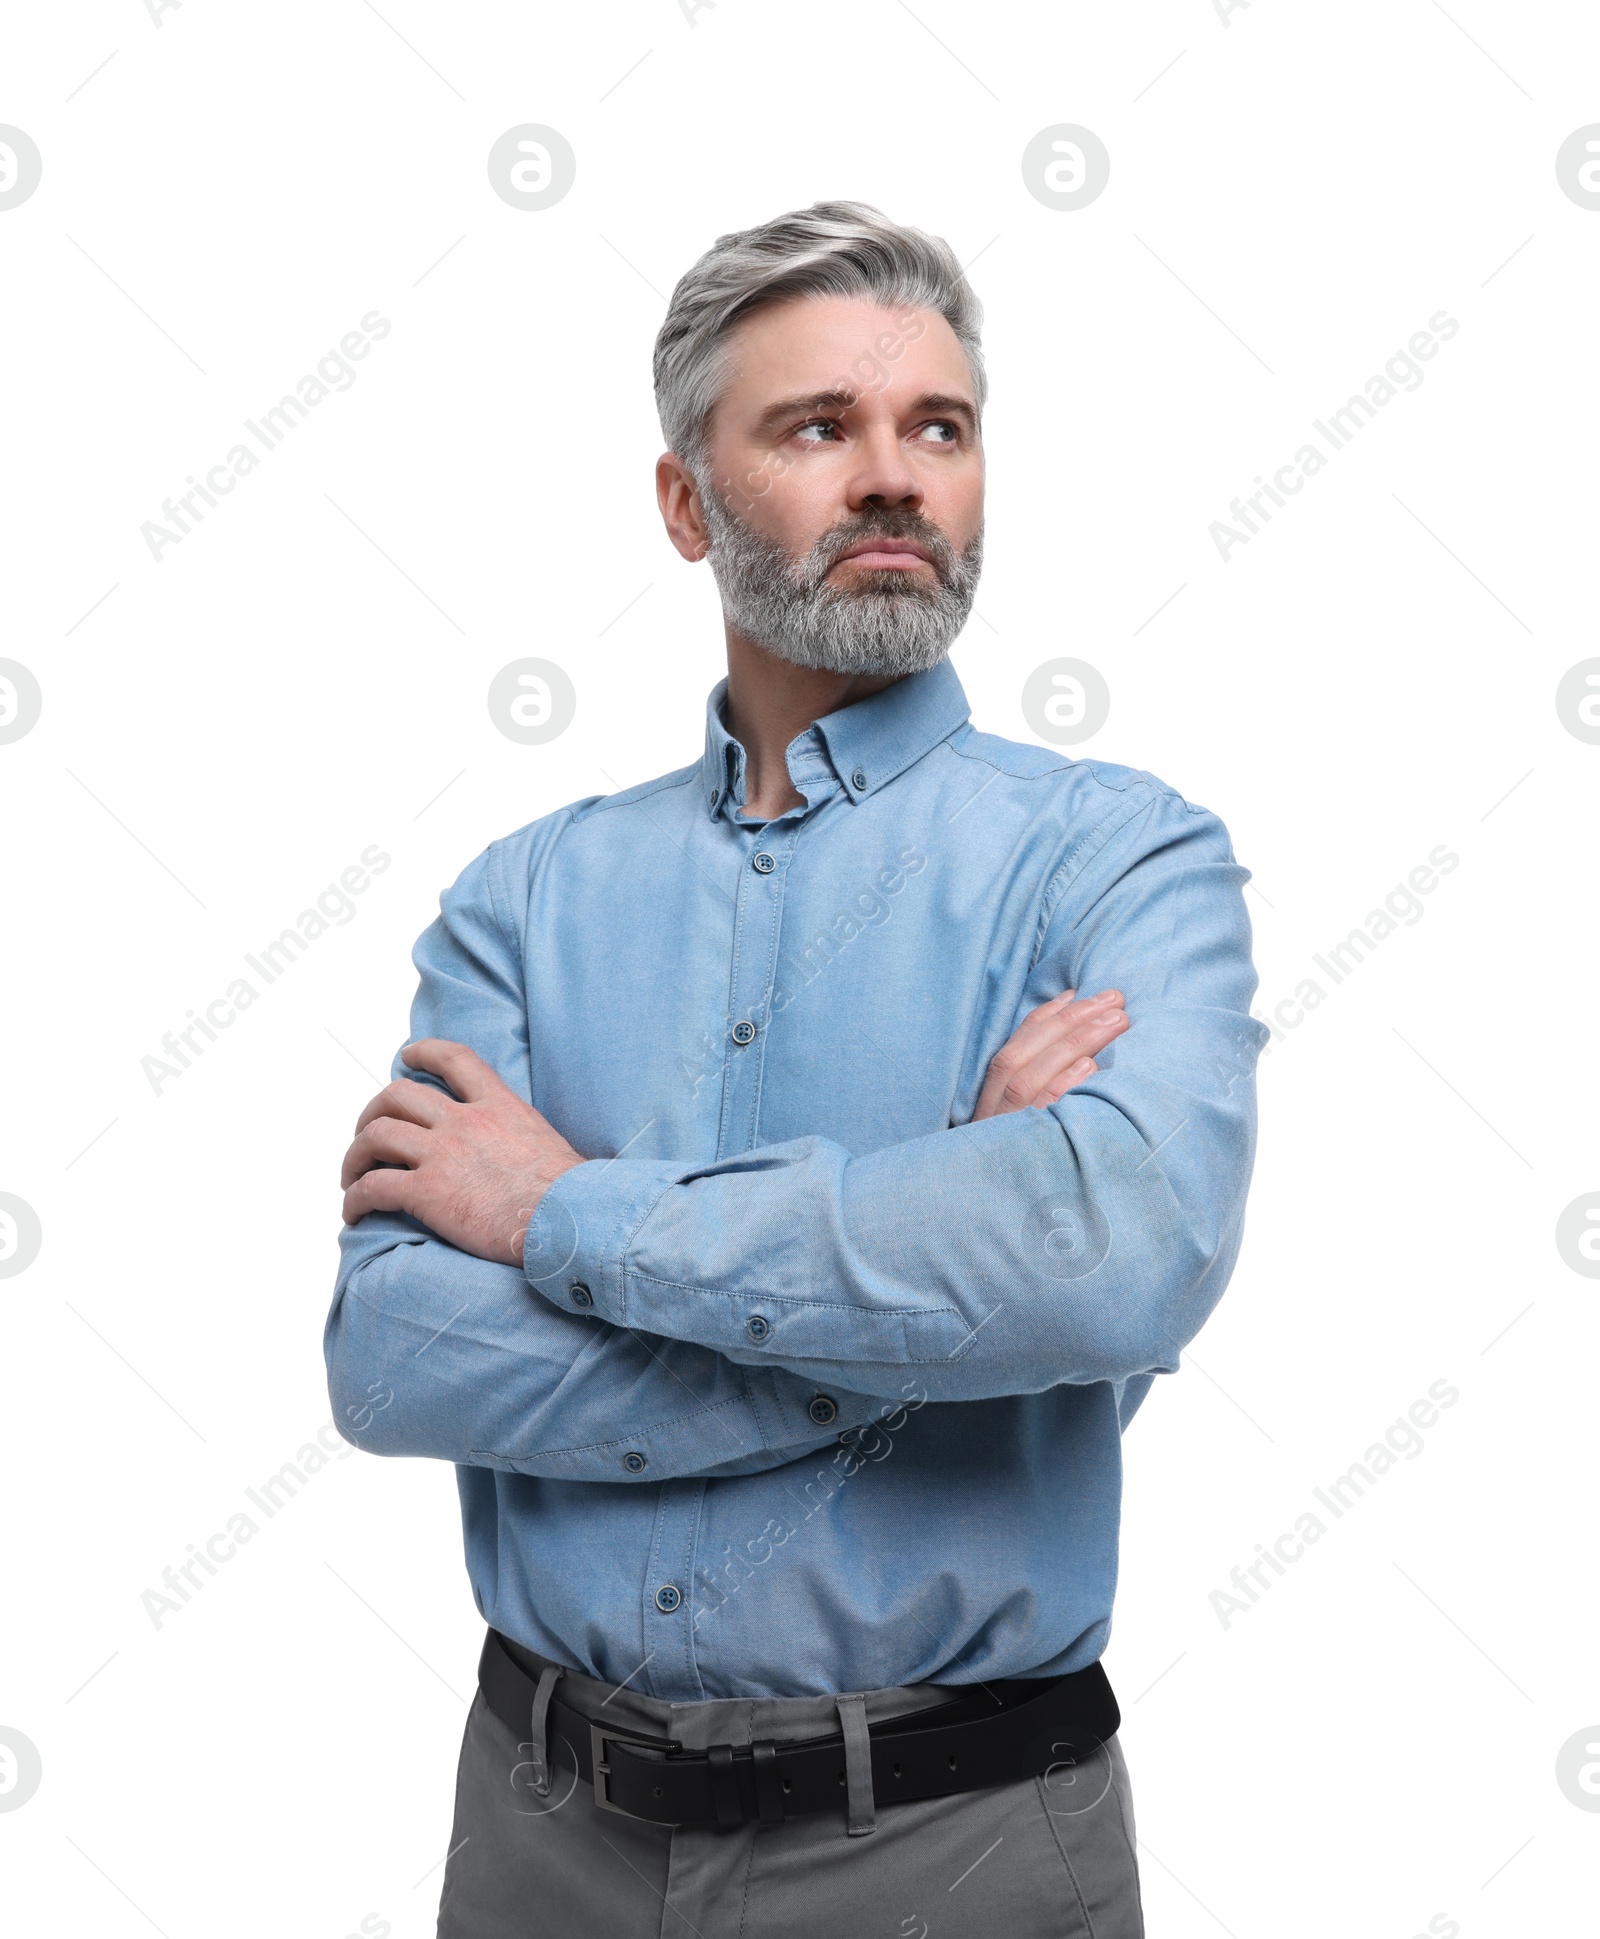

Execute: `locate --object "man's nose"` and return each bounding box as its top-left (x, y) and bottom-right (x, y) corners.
top-left (846, 422), bottom-right (921, 512)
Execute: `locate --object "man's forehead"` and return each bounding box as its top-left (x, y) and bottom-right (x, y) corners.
top-left (718, 295), bottom-right (976, 412)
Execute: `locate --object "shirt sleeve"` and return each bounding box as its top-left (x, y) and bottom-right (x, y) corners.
top-left (522, 787), bottom-right (1269, 1405)
top-left (322, 838), bottom-right (885, 1481)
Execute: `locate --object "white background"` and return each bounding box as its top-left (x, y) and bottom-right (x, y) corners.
top-left (2, 1), bottom-right (1596, 1933)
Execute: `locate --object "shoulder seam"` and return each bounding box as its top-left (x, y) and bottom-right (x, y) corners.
top-left (483, 837), bottom-right (518, 956)
top-left (1030, 791), bottom-right (1164, 966)
top-left (945, 734), bottom-right (1174, 805)
top-left (575, 767), bottom-right (700, 821)
top-left (482, 804), bottom-right (580, 947)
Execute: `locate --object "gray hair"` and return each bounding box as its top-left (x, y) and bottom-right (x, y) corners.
top-left (653, 200), bottom-right (986, 477)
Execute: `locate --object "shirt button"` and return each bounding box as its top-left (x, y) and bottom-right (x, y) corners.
top-left (807, 1395), bottom-right (837, 1426)
top-left (708, 788), bottom-right (720, 812)
top-left (654, 1584), bottom-right (683, 1614)
top-left (569, 1281), bottom-right (593, 1308)
top-left (851, 769), bottom-right (868, 791)
top-left (746, 1315), bottom-right (771, 1343)
top-left (730, 1020), bottom-right (757, 1046)
top-left (752, 851), bottom-right (777, 874)
top-left (622, 1451), bottom-right (647, 1474)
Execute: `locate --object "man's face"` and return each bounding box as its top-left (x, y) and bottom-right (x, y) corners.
top-left (691, 295), bottom-right (985, 676)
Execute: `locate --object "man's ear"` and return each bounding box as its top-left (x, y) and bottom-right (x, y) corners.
top-left (656, 452), bottom-right (710, 563)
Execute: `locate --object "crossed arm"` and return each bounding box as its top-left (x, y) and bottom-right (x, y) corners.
top-left (339, 990), bottom-right (1130, 1268)
top-left (326, 973), bottom-right (1127, 1479)
top-left (325, 791), bottom-right (1265, 1474)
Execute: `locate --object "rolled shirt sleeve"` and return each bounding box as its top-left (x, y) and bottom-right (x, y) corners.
top-left (522, 790), bottom-right (1269, 1405)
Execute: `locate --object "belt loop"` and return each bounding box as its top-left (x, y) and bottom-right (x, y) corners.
top-left (526, 1667), bottom-right (561, 1796)
top-left (751, 1741), bottom-right (784, 1825)
top-left (707, 1743), bottom-right (744, 1831)
top-left (835, 1693), bottom-right (876, 1836)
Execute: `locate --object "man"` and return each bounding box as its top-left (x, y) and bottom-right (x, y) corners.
top-left (326, 200), bottom-right (1266, 1937)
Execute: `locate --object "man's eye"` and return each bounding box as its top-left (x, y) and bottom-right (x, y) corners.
top-left (919, 421), bottom-right (958, 443)
top-left (794, 420), bottom-right (841, 443)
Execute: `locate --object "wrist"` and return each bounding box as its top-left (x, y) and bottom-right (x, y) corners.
top-left (499, 1154), bottom-right (584, 1267)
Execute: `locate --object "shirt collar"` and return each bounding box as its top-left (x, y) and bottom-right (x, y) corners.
top-left (699, 658), bottom-right (972, 821)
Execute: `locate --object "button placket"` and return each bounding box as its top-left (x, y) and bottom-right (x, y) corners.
top-left (640, 1478), bottom-right (707, 1700)
top-left (713, 824), bottom-right (795, 1163)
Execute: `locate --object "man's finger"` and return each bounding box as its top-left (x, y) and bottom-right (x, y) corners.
top-left (341, 1117), bottom-right (430, 1191)
top-left (974, 998), bottom-right (1127, 1119)
top-left (998, 989), bottom-right (1123, 1069)
top-left (973, 1000), bottom-right (1109, 1109)
top-left (1006, 1010), bottom-right (1128, 1107)
top-left (1022, 994), bottom-right (1125, 1062)
top-left (1034, 1055), bottom-right (1097, 1106)
top-left (400, 1038), bottom-right (507, 1104)
top-left (342, 1166), bottom-right (421, 1227)
top-left (354, 1077), bottom-right (454, 1136)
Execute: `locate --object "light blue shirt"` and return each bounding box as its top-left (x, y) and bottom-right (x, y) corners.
top-left (325, 658), bottom-right (1267, 1700)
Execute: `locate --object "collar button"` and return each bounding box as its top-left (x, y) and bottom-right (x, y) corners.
top-left (851, 769), bottom-right (868, 792)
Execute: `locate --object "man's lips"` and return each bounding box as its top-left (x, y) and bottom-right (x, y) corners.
top-left (833, 537), bottom-right (934, 570)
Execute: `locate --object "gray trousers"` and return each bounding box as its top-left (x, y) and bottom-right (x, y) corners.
top-left (436, 1645), bottom-right (1145, 1938)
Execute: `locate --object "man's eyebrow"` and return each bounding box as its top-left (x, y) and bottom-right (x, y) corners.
top-left (750, 389), bottom-right (859, 439)
top-left (749, 387), bottom-right (979, 440)
top-left (908, 391), bottom-right (978, 430)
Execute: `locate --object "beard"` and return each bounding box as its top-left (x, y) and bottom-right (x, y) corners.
top-left (698, 484), bottom-right (984, 678)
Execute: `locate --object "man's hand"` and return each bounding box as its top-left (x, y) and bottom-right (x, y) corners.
top-left (971, 988), bottom-right (1128, 1122)
top-left (342, 997), bottom-right (1124, 1258)
top-left (340, 1039), bottom-right (584, 1267)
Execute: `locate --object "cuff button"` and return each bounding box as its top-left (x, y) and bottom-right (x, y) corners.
top-left (807, 1395), bottom-right (837, 1426)
top-left (745, 1314), bottom-right (771, 1343)
top-left (569, 1281), bottom-right (593, 1308)
top-left (622, 1451), bottom-right (647, 1474)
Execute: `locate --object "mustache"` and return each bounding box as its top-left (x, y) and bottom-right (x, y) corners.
top-left (803, 508), bottom-right (962, 585)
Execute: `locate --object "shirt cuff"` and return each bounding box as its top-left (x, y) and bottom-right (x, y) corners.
top-left (523, 1155), bottom-right (680, 1314)
top-left (522, 1158), bottom-right (885, 1450)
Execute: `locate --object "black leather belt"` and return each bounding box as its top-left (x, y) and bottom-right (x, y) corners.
top-left (479, 1628), bottom-right (1120, 1831)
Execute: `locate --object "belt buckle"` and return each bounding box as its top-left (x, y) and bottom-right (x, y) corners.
top-left (589, 1722), bottom-right (679, 1819)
